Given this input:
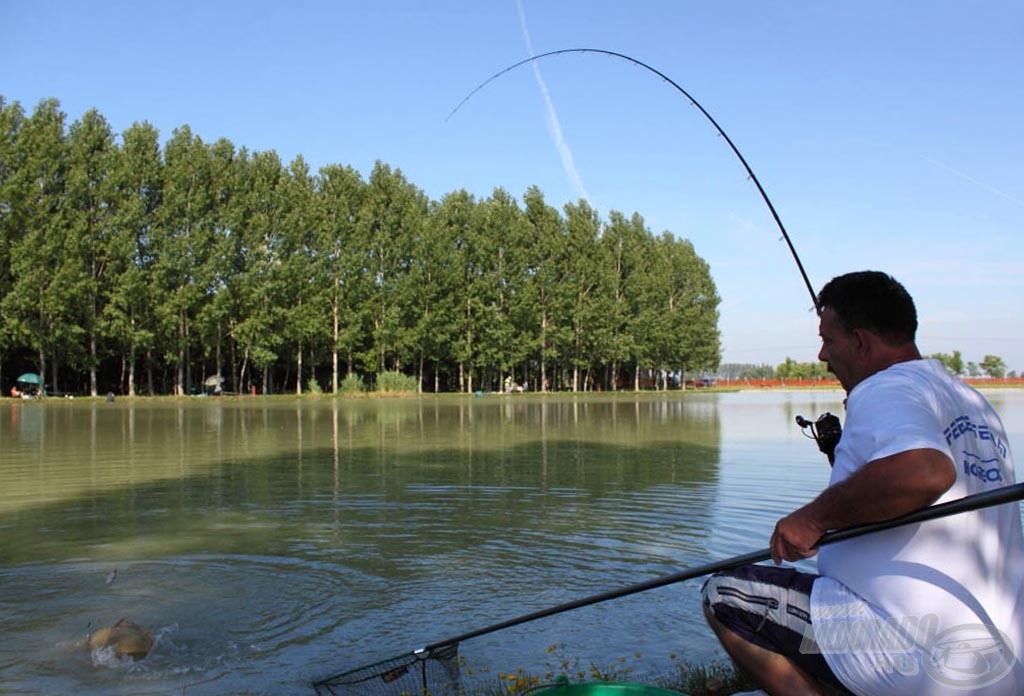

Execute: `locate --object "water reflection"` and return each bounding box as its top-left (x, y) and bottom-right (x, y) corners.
top-left (1, 396), bottom-right (722, 515)
top-left (0, 395), bottom-right (724, 694)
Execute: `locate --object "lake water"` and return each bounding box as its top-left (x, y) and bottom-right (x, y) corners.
top-left (1, 390), bottom-right (1021, 695)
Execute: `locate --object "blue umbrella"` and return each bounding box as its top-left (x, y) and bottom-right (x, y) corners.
top-left (15, 373), bottom-right (42, 385)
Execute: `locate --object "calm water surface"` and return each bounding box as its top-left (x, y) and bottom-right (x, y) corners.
top-left (1, 390), bottom-right (1022, 695)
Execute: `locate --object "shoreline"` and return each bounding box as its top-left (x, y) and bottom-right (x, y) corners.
top-left (7, 380), bottom-right (1022, 402)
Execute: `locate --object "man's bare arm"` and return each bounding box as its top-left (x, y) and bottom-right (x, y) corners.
top-left (770, 448), bottom-right (956, 564)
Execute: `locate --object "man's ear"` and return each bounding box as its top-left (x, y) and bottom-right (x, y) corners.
top-left (850, 328), bottom-right (873, 357)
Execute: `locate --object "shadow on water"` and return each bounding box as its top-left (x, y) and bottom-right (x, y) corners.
top-left (0, 396), bottom-right (724, 695)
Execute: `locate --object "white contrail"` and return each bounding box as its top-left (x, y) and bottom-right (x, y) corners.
top-left (515, 0), bottom-right (590, 203)
top-left (925, 156), bottom-right (1024, 208)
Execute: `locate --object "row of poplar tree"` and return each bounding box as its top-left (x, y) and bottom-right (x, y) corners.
top-left (0, 97), bottom-right (721, 396)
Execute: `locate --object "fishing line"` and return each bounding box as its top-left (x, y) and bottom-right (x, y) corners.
top-left (447, 47), bottom-right (822, 314)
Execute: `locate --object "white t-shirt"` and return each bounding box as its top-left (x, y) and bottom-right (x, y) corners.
top-left (809, 359), bottom-right (1024, 695)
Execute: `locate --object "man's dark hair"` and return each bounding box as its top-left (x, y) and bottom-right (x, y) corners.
top-left (817, 271), bottom-right (917, 344)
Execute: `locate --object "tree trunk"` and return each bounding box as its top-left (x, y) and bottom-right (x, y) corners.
top-left (332, 297), bottom-right (340, 394)
top-left (50, 358), bottom-right (58, 396)
top-left (176, 309), bottom-right (186, 396)
top-left (39, 347), bottom-right (47, 396)
top-left (89, 332), bottom-right (98, 397)
top-left (238, 349), bottom-right (249, 396)
top-left (127, 312), bottom-right (137, 396)
top-left (215, 321), bottom-right (222, 390)
top-left (540, 311), bottom-right (548, 393)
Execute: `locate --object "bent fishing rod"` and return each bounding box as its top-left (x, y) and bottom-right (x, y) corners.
top-left (315, 51), bottom-right (854, 692)
top-left (312, 481), bottom-right (1024, 689)
top-left (446, 47), bottom-right (822, 314)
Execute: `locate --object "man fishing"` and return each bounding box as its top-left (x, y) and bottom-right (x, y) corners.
top-left (702, 271), bottom-right (1024, 695)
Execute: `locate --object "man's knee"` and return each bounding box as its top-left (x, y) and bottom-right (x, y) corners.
top-left (701, 565), bottom-right (845, 691)
top-left (701, 568), bottom-right (743, 612)
top-left (701, 570), bottom-right (732, 627)
top-left (702, 565), bottom-right (816, 651)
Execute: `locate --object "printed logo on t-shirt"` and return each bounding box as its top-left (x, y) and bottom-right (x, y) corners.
top-left (944, 415), bottom-right (1008, 459)
top-left (961, 451), bottom-right (1004, 485)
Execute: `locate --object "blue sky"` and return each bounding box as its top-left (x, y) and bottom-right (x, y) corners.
top-left (3, 1), bottom-right (1022, 372)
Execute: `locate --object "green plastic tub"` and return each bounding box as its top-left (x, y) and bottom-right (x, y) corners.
top-left (530, 683), bottom-right (685, 696)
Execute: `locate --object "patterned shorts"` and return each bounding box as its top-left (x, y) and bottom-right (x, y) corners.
top-left (702, 564), bottom-right (850, 691)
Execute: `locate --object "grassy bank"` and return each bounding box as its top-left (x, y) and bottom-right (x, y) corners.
top-left (460, 649), bottom-right (757, 695)
top-left (461, 647), bottom-right (850, 695)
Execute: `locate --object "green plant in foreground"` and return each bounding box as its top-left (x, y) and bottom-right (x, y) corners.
top-left (665, 656), bottom-right (756, 695)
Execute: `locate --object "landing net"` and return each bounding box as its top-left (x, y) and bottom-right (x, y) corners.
top-left (313, 643), bottom-right (461, 696)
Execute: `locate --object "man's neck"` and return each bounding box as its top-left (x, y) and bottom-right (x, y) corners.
top-left (872, 342), bottom-right (922, 375)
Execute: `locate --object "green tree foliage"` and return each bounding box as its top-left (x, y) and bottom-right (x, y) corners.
top-left (522, 186), bottom-right (568, 392)
top-left (65, 109), bottom-right (118, 395)
top-left (1, 98), bottom-right (68, 393)
top-left (656, 234), bottom-right (720, 385)
top-left (411, 192), bottom-right (464, 393)
top-left (0, 96), bottom-right (727, 394)
top-left (104, 121), bottom-right (161, 395)
top-left (153, 126), bottom-right (219, 395)
top-left (601, 211), bottom-right (648, 390)
top-left (278, 154), bottom-right (324, 395)
top-left (979, 354), bottom-right (1007, 379)
top-left (775, 357), bottom-right (830, 380)
top-left (561, 199), bottom-right (611, 392)
top-left (359, 162), bottom-right (427, 375)
top-left (196, 138), bottom-right (239, 393)
top-left (717, 363), bottom-right (775, 380)
top-left (437, 188), bottom-right (483, 392)
top-left (315, 163), bottom-right (366, 392)
top-left (231, 148), bottom-right (287, 394)
top-left (930, 350), bottom-right (964, 376)
top-left (0, 98), bottom-right (27, 388)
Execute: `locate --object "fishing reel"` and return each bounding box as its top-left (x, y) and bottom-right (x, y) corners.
top-left (796, 412), bottom-right (842, 466)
